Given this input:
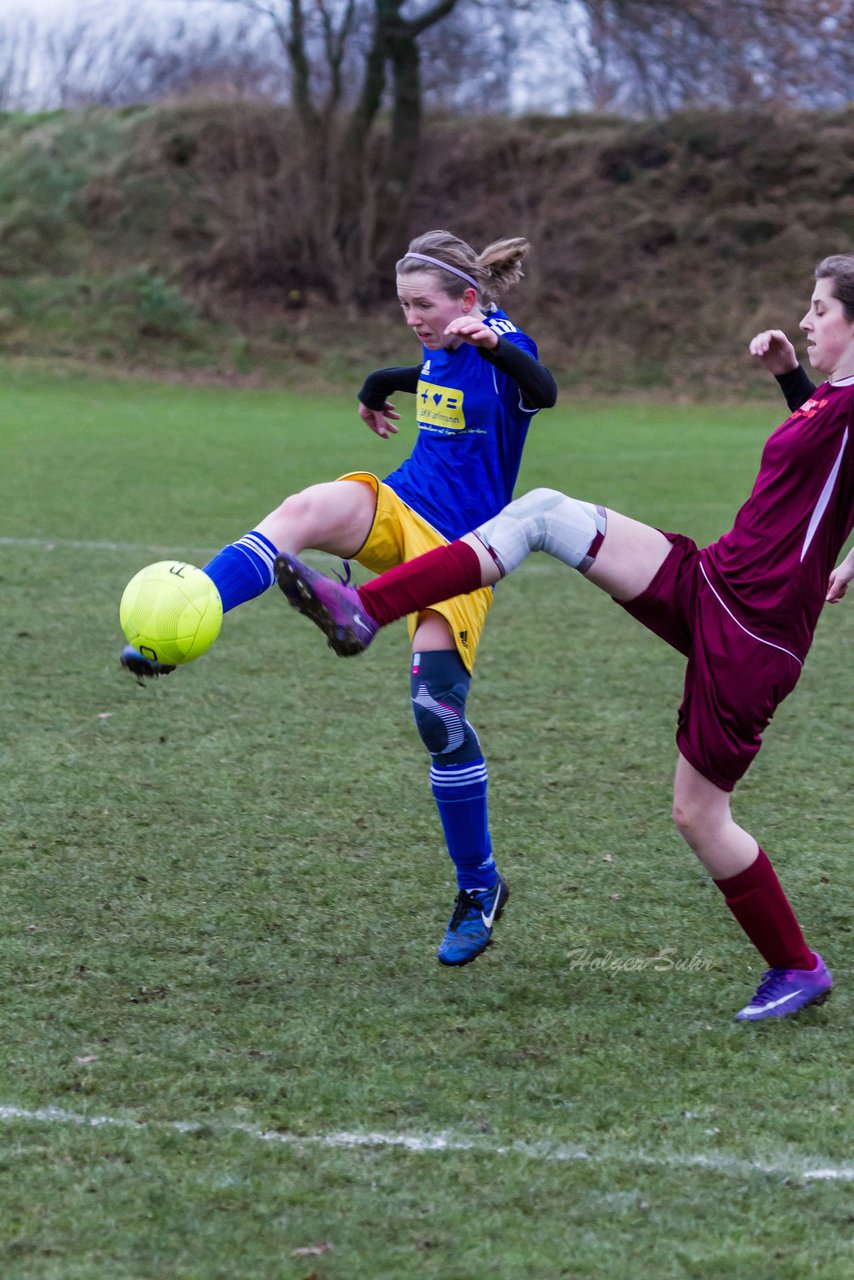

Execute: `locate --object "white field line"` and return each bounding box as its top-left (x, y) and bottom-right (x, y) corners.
top-left (0, 1104), bottom-right (851, 1184)
top-left (0, 536), bottom-right (343, 567)
top-left (0, 535), bottom-right (565, 574)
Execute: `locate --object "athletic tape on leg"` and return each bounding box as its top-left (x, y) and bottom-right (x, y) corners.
top-left (476, 489), bottom-right (606, 576)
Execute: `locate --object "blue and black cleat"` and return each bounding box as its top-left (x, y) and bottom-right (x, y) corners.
top-left (437, 875), bottom-right (510, 966)
top-left (120, 644), bottom-right (176, 684)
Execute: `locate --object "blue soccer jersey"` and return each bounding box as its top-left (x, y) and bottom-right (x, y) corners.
top-left (382, 310), bottom-right (541, 541)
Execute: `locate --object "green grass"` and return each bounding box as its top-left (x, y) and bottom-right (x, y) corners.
top-left (1, 365), bottom-right (852, 1279)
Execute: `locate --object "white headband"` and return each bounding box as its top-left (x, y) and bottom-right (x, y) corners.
top-left (402, 252), bottom-right (479, 291)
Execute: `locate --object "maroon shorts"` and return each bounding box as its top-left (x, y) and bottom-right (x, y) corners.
top-left (619, 534), bottom-right (803, 792)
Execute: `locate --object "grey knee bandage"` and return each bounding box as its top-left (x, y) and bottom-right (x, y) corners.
top-left (476, 488), bottom-right (607, 575)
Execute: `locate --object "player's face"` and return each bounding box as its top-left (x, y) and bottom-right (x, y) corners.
top-left (397, 271), bottom-right (474, 349)
top-left (800, 277), bottom-right (854, 378)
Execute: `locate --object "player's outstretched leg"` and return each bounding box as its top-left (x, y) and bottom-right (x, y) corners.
top-left (734, 952), bottom-right (833, 1022)
top-left (275, 553), bottom-right (379, 655)
top-left (276, 491), bottom-right (610, 659)
top-left (438, 875), bottom-right (509, 966)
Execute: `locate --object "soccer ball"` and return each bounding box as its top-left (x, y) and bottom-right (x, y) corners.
top-left (120, 561), bottom-right (223, 665)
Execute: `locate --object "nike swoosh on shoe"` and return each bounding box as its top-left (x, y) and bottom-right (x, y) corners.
top-left (747, 987), bottom-right (805, 1015)
top-left (481, 897), bottom-right (502, 929)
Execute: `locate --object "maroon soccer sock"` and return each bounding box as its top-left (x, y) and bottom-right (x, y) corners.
top-left (714, 847), bottom-right (816, 971)
top-left (357, 539), bottom-right (485, 627)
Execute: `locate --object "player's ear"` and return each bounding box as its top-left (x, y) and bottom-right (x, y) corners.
top-left (461, 286), bottom-right (477, 313)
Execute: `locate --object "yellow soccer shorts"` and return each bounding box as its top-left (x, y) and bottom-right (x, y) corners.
top-left (338, 471), bottom-right (493, 674)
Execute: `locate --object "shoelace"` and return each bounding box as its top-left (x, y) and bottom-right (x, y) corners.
top-left (749, 968), bottom-right (791, 1005)
top-left (449, 888), bottom-right (486, 931)
top-left (332, 560), bottom-right (353, 587)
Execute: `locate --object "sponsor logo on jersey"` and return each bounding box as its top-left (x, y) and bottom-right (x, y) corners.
top-left (796, 397), bottom-right (829, 418)
top-left (417, 379), bottom-right (465, 431)
top-left (486, 317), bottom-right (518, 336)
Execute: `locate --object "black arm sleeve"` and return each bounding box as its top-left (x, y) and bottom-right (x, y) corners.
top-left (776, 365), bottom-right (816, 412)
top-left (358, 364), bottom-right (422, 410)
top-left (476, 337), bottom-right (557, 409)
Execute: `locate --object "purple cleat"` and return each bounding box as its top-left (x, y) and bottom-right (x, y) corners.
top-left (275, 553), bottom-right (379, 656)
top-left (734, 952), bottom-right (833, 1022)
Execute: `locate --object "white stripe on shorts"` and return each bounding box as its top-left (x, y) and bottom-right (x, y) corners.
top-left (699, 562), bottom-right (803, 667)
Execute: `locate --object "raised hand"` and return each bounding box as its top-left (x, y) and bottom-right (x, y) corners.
top-left (444, 316), bottom-right (499, 348)
top-left (748, 329), bottom-right (798, 376)
top-left (359, 400), bottom-right (400, 439)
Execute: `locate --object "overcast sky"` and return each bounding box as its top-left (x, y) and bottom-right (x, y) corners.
top-left (4, 0), bottom-right (577, 117)
top-left (10, 0), bottom-right (228, 23)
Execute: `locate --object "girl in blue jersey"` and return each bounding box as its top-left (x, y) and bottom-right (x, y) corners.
top-left (122, 230), bottom-right (557, 967)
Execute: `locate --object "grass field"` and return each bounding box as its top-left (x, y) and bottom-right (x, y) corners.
top-left (2, 364), bottom-right (852, 1279)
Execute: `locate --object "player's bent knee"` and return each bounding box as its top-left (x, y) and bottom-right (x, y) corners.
top-left (411, 695), bottom-right (464, 756)
top-left (477, 489), bottom-right (606, 575)
top-left (410, 651), bottom-right (481, 763)
top-left (272, 489), bottom-right (317, 523)
top-left (261, 491), bottom-right (307, 536)
top-left (263, 486), bottom-right (340, 546)
top-left (672, 797), bottom-right (714, 851)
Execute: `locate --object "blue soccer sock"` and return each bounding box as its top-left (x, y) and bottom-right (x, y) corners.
top-left (203, 531), bottom-right (278, 613)
top-left (430, 757), bottom-right (496, 892)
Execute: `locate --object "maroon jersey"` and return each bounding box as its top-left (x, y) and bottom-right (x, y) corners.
top-left (701, 380), bottom-right (854, 662)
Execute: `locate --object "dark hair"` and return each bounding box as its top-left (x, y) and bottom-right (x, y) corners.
top-left (396, 230), bottom-right (530, 307)
top-left (815, 255), bottom-right (854, 321)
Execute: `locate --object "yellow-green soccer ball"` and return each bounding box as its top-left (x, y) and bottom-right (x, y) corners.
top-left (120, 561), bottom-right (223, 666)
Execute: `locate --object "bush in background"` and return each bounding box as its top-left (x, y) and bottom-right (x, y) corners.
top-left (1, 101), bottom-right (853, 390)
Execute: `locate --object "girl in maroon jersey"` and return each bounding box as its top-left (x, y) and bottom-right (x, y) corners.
top-left (277, 255), bottom-right (854, 1021)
